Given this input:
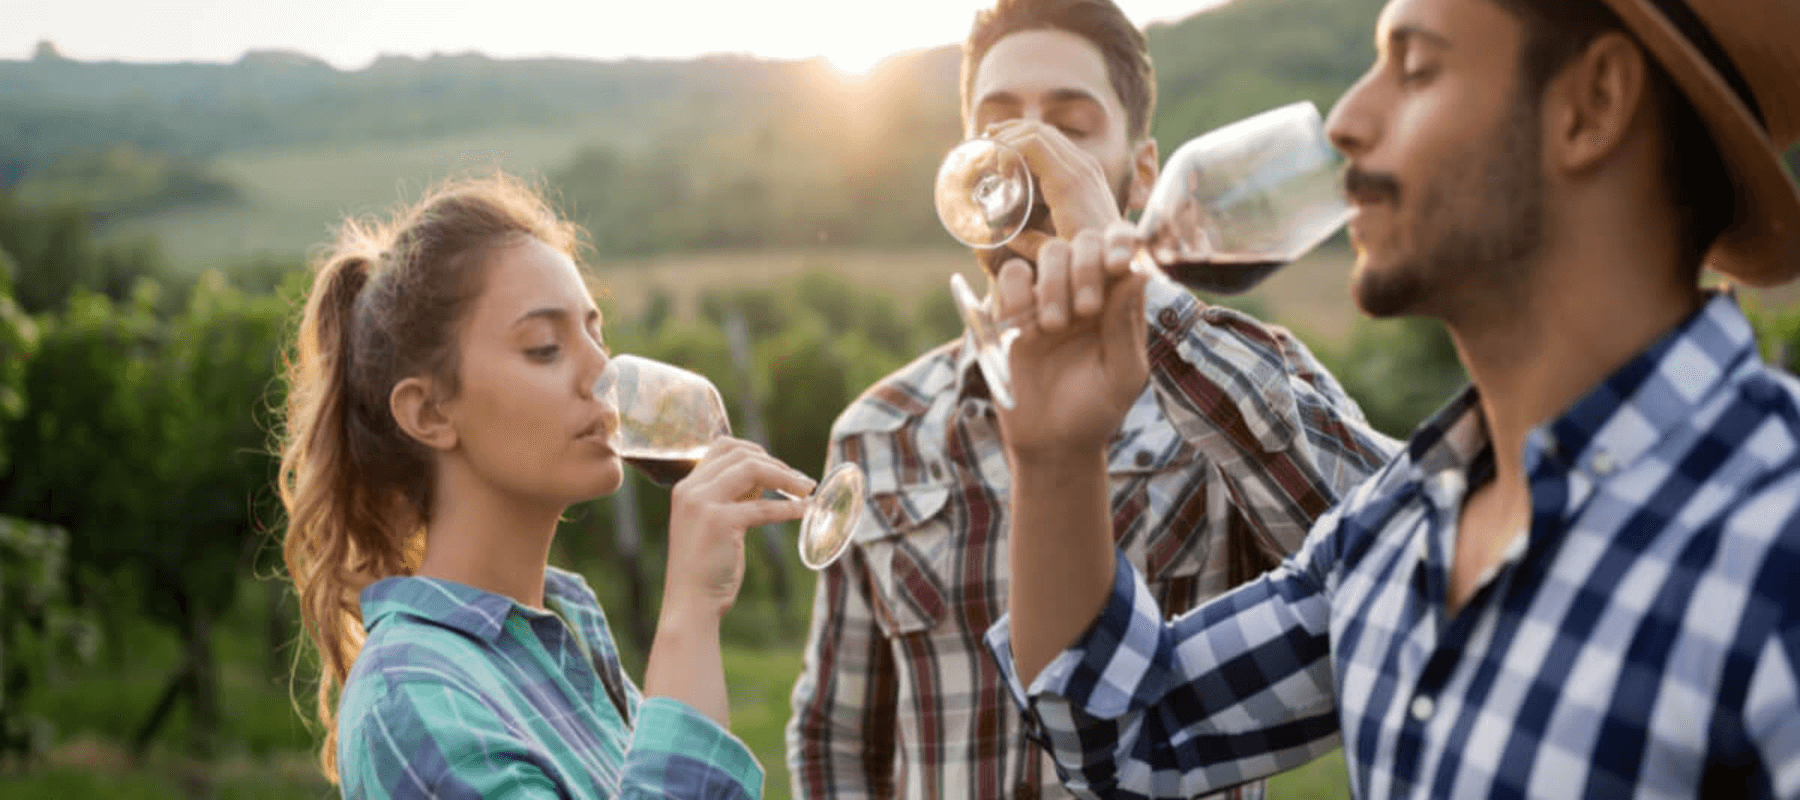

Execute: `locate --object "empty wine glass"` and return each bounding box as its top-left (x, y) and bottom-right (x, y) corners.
top-left (934, 136), bottom-right (1036, 249)
top-left (934, 101), bottom-right (1351, 409)
top-left (592, 354), bottom-right (865, 570)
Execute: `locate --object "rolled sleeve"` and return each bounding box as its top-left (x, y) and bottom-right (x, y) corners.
top-left (623, 697), bottom-right (764, 800)
top-left (986, 553), bottom-right (1170, 722)
top-left (987, 517), bottom-right (1347, 799)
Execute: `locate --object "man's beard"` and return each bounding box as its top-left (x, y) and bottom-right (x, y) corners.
top-left (1352, 93), bottom-right (1548, 322)
top-left (975, 166), bottom-right (1135, 276)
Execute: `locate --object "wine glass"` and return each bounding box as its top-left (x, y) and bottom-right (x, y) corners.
top-left (934, 136), bottom-right (1036, 249)
top-left (934, 101), bottom-right (1350, 409)
top-left (592, 354), bottom-right (865, 570)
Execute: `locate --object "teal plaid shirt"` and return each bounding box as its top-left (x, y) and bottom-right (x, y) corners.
top-left (336, 567), bottom-right (763, 799)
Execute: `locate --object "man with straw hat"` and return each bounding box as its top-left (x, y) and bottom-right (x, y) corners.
top-left (977, 0), bottom-right (1800, 796)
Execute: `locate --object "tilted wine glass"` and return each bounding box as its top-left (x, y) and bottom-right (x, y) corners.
top-left (933, 100), bottom-right (1351, 409)
top-left (592, 354), bottom-right (865, 570)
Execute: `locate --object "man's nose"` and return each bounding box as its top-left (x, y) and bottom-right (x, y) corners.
top-left (1326, 72), bottom-right (1382, 160)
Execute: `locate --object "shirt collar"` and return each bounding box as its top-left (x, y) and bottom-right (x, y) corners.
top-left (1402, 388), bottom-right (1489, 480)
top-left (359, 566), bottom-right (594, 644)
top-left (1400, 291), bottom-right (1760, 489)
top-left (951, 325), bottom-right (987, 403)
top-left (1532, 291), bottom-right (1759, 480)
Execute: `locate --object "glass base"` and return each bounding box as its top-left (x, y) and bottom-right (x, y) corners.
top-left (797, 462), bottom-right (864, 570)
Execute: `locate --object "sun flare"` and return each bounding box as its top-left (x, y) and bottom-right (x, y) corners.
top-left (823, 46), bottom-right (887, 76)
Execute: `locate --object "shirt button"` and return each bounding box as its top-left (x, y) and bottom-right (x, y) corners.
top-left (1157, 307), bottom-right (1180, 329)
top-left (1410, 694), bottom-right (1435, 722)
top-left (1591, 450), bottom-right (1615, 476)
top-left (963, 402), bottom-right (981, 419)
top-left (928, 463), bottom-right (944, 481)
top-left (1134, 451), bottom-right (1154, 468)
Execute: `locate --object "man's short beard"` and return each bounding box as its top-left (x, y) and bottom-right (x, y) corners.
top-left (1355, 91), bottom-right (1548, 321)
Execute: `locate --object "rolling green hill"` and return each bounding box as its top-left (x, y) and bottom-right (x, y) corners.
top-left (1, 0), bottom-right (1388, 265)
top-left (4, 0), bottom-right (1791, 270)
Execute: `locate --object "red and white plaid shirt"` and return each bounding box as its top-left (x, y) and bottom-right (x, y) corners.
top-left (786, 277), bottom-right (1399, 799)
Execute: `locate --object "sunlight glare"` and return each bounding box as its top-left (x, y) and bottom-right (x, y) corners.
top-left (824, 46), bottom-right (886, 76)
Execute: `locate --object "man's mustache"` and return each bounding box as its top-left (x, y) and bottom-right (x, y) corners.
top-left (1343, 166), bottom-right (1402, 206)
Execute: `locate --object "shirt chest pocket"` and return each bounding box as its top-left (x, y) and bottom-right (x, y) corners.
top-left (1104, 383), bottom-right (1222, 588)
top-left (854, 482), bottom-right (955, 638)
top-left (1107, 446), bottom-right (1219, 587)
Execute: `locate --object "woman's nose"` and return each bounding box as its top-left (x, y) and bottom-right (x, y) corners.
top-left (580, 345), bottom-right (611, 401)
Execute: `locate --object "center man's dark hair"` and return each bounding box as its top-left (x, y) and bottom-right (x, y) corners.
top-left (963, 0), bottom-right (1158, 142)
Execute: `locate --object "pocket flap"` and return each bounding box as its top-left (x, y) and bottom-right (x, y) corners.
top-left (852, 486), bottom-right (953, 637)
top-left (856, 484), bottom-right (952, 542)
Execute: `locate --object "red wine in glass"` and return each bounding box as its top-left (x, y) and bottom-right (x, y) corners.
top-left (594, 353), bottom-right (867, 570)
top-left (622, 456), bottom-right (700, 487)
top-left (1159, 257), bottom-right (1287, 296)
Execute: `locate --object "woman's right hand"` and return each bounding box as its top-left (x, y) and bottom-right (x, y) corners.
top-left (662, 437), bottom-right (813, 622)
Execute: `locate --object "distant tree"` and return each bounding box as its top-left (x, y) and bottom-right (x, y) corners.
top-left (30, 41), bottom-right (66, 63)
top-left (0, 516), bottom-right (91, 768)
top-left (914, 283), bottom-right (966, 348)
top-left (793, 269), bottom-right (919, 361)
top-left (14, 144), bottom-right (241, 224)
top-left (0, 287), bottom-right (161, 545)
top-left (699, 286), bottom-right (793, 341)
top-left (0, 283), bottom-right (162, 721)
top-left (0, 246), bottom-right (33, 475)
top-left (1748, 301), bottom-right (1800, 374)
top-left (0, 271), bottom-right (286, 763)
top-left (0, 198), bottom-right (172, 314)
top-left (0, 249), bottom-right (82, 770)
top-left (1319, 316), bottom-right (1467, 439)
top-left (120, 272), bottom-right (287, 761)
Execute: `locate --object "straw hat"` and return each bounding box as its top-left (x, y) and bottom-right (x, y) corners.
top-left (1595, 0), bottom-right (1800, 284)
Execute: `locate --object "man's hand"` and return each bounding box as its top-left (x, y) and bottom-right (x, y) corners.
top-left (988, 120), bottom-right (1126, 260)
top-left (993, 222), bottom-right (1149, 463)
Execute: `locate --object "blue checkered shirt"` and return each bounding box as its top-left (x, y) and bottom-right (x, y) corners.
top-left (986, 293), bottom-right (1800, 798)
top-left (336, 567), bottom-right (762, 799)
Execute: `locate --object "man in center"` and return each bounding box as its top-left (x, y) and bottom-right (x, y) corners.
top-left (785, 0), bottom-right (1399, 797)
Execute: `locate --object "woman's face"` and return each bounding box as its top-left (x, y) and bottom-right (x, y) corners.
top-left (436, 236), bottom-right (622, 508)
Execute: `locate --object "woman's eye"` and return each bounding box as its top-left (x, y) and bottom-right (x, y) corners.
top-left (527, 344), bottom-right (561, 361)
top-left (1399, 59), bottom-right (1439, 86)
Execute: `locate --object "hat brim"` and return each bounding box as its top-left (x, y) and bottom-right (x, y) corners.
top-left (1598, 0), bottom-right (1800, 285)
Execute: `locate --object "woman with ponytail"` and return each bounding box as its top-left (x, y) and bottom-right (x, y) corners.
top-left (278, 174), bottom-right (811, 799)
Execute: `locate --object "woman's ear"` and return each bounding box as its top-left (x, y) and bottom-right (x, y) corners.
top-left (390, 376), bottom-right (457, 452)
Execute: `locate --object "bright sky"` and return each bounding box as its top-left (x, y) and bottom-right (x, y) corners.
top-left (4, 0), bottom-right (1230, 74)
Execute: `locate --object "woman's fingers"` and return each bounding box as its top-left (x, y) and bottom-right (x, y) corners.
top-left (681, 438), bottom-right (816, 511)
top-left (726, 499), bottom-right (810, 529)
